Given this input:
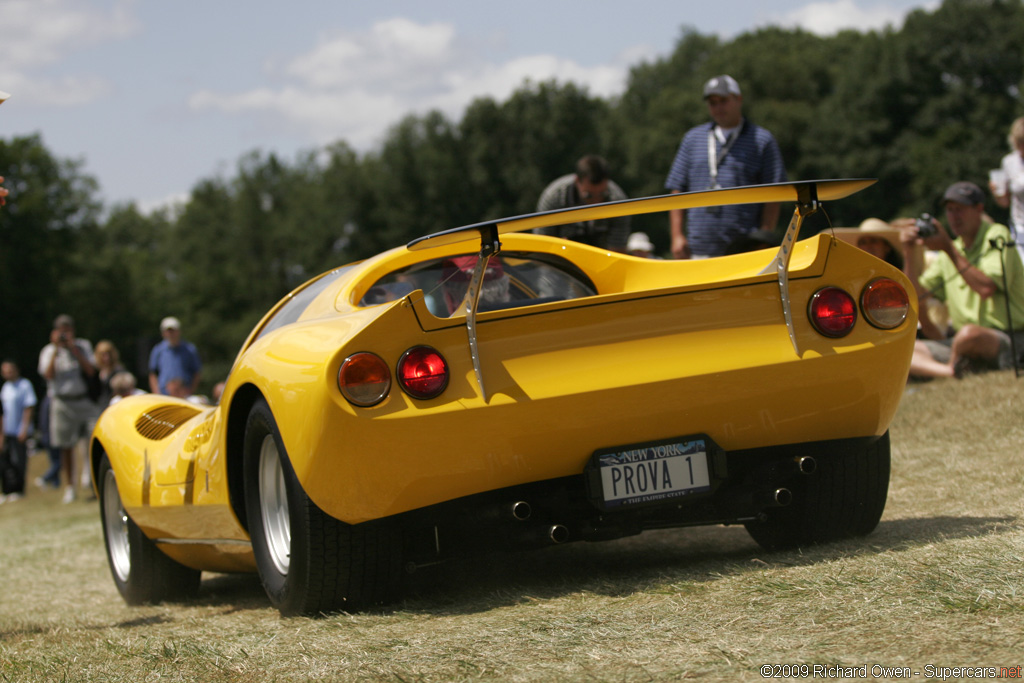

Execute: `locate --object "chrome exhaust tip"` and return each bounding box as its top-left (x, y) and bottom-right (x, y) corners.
top-left (511, 501), bottom-right (532, 521)
top-left (549, 524), bottom-right (569, 544)
top-left (794, 456), bottom-right (817, 475)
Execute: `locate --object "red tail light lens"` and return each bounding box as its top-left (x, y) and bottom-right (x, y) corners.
top-left (338, 352), bottom-right (391, 407)
top-left (861, 278), bottom-right (910, 329)
top-left (398, 346), bottom-right (449, 399)
top-left (808, 287), bottom-right (857, 338)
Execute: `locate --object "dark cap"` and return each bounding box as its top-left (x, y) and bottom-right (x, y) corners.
top-left (703, 75), bottom-right (741, 99)
top-left (943, 181), bottom-right (984, 206)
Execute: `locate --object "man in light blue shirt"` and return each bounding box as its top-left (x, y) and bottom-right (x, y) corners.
top-left (1, 359), bottom-right (37, 500)
top-left (148, 316), bottom-right (202, 396)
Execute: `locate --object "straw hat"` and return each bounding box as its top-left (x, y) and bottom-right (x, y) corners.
top-left (830, 218), bottom-right (924, 273)
top-left (830, 218), bottom-right (902, 255)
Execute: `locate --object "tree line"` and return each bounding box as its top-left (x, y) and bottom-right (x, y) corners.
top-left (2, 0), bottom-right (1022, 392)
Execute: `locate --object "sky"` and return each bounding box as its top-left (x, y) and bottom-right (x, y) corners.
top-left (0, 0), bottom-right (938, 212)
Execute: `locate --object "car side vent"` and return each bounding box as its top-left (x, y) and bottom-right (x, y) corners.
top-left (134, 405), bottom-right (203, 441)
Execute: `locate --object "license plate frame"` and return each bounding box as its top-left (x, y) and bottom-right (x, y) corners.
top-left (585, 435), bottom-right (720, 510)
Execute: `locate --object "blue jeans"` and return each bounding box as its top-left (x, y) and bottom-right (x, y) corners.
top-left (41, 446), bottom-right (61, 487)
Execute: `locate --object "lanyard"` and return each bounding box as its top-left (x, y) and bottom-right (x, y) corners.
top-left (707, 121), bottom-right (743, 189)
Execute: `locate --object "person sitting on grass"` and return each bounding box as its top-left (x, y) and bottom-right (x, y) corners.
top-left (896, 181), bottom-right (1024, 379)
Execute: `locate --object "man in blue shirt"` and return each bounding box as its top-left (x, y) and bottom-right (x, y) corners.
top-left (148, 317), bottom-right (202, 396)
top-left (665, 75), bottom-right (787, 258)
top-left (1, 359), bottom-right (37, 500)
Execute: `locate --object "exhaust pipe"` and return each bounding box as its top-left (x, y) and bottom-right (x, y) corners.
top-left (548, 524), bottom-right (569, 544)
top-left (481, 501), bottom-right (533, 522)
top-left (511, 501), bottom-right (532, 521)
top-left (773, 487), bottom-right (793, 507)
top-left (794, 456), bottom-right (817, 475)
top-left (754, 487), bottom-right (792, 508)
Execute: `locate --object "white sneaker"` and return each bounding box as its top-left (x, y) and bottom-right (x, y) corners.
top-left (0, 494), bottom-right (6, 504)
top-left (62, 486), bottom-right (76, 504)
top-left (5, 492), bottom-right (22, 502)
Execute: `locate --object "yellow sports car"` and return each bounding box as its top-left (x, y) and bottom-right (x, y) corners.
top-left (91, 179), bottom-right (917, 616)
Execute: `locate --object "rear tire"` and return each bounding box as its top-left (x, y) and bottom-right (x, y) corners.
top-left (744, 432), bottom-right (891, 551)
top-left (243, 399), bottom-right (402, 616)
top-left (98, 453), bottom-right (201, 604)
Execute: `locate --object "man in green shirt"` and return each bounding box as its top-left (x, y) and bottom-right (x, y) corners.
top-left (897, 181), bottom-right (1024, 378)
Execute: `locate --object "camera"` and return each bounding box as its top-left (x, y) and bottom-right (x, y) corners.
top-left (915, 213), bottom-right (938, 239)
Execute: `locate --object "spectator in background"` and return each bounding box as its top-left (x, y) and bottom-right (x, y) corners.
top-left (535, 155), bottom-right (631, 251)
top-left (989, 116), bottom-right (1024, 264)
top-left (626, 232), bottom-right (656, 258)
top-left (1, 359), bottom-right (37, 502)
top-left (0, 175), bottom-right (7, 206)
top-left (895, 181), bottom-right (1024, 378)
top-left (723, 229), bottom-right (781, 255)
top-left (38, 314), bottom-right (100, 503)
top-left (149, 317), bottom-right (202, 396)
top-left (108, 371), bottom-right (145, 405)
top-left (34, 396), bottom-right (61, 490)
top-left (166, 377), bottom-right (210, 405)
top-left (212, 381), bottom-right (226, 404)
top-left (93, 340), bottom-right (125, 409)
top-left (665, 75), bottom-right (787, 259)
top-left (831, 218), bottom-right (916, 270)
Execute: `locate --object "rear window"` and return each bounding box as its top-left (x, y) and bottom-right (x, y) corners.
top-left (254, 266), bottom-right (354, 342)
top-left (359, 252), bottom-right (597, 317)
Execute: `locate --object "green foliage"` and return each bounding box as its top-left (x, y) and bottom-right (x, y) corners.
top-left (3, 0), bottom-right (1024, 387)
top-left (0, 134), bottom-right (101, 377)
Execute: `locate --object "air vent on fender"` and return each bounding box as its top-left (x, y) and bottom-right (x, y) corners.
top-left (134, 405), bottom-right (202, 440)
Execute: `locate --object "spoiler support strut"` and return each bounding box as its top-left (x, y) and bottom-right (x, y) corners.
top-left (760, 183), bottom-right (820, 357)
top-left (463, 224), bottom-right (501, 402)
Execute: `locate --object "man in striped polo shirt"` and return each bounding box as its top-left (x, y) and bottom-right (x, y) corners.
top-left (665, 75), bottom-right (787, 259)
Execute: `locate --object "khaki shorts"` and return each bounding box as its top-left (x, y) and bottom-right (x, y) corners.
top-left (51, 396), bottom-right (100, 449)
top-left (921, 329), bottom-right (1024, 371)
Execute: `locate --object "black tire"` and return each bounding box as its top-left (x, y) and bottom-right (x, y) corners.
top-left (744, 432), bottom-right (891, 551)
top-left (243, 399), bottom-right (402, 616)
top-left (98, 453), bottom-right (201, 605)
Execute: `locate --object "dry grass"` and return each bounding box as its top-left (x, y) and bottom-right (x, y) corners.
top-left (1, 372), bottom-right (1022, 681)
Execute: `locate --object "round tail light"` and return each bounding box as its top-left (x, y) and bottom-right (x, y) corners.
top-left (339, 352), bottom-right (391, 406)
top-left (861, 278), bottom-right (910, 329)
top-left (398, 346), bottom-right (449, 399)
top-left (808, 287), bottom-right (857, 338)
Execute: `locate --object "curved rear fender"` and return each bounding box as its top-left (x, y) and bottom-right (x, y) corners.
top-left (225, 383), bottom-right (265, 533)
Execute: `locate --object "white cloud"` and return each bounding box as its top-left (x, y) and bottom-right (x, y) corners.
top-left (283, 19), bottom-right (459, 92)
top-left (136, 191), bottom-right (189, 217)
top-left (189, 17), bottom-right (631, 151)
top-left (0, 0), bottom-right (139, 105)
top-left (770, 0), bottom-right (938, 35)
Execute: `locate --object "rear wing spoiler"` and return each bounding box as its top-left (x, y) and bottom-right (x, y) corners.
top-left (407, 179), bottom-right (877, 401)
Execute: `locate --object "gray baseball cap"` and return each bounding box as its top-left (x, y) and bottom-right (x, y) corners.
top-left (703, 75), bottom-right (742, 99)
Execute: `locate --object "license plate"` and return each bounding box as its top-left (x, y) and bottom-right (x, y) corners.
top-left (591, 437), bottom-right (712, 509)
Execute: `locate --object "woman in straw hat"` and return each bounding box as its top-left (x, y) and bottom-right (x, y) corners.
top-left (830, 218), bottom-right (906, 269)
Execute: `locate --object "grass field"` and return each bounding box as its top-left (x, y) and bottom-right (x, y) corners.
top-left (1, 372), bottom-right (1022, 681)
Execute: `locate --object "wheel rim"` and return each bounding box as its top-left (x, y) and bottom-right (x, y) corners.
top-left (102, 468), bottom-right (131, 583)
top-left (258, 434), bottom-right (291, 575)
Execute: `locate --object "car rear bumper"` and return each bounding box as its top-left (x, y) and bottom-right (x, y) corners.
top-left (391, 434), bottom-right (885, 564)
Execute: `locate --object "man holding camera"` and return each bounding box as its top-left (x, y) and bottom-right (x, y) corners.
top-left (896, 181), bottom-right (1024, 378)
top-left (38, 314), bottom-right (100, 502)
